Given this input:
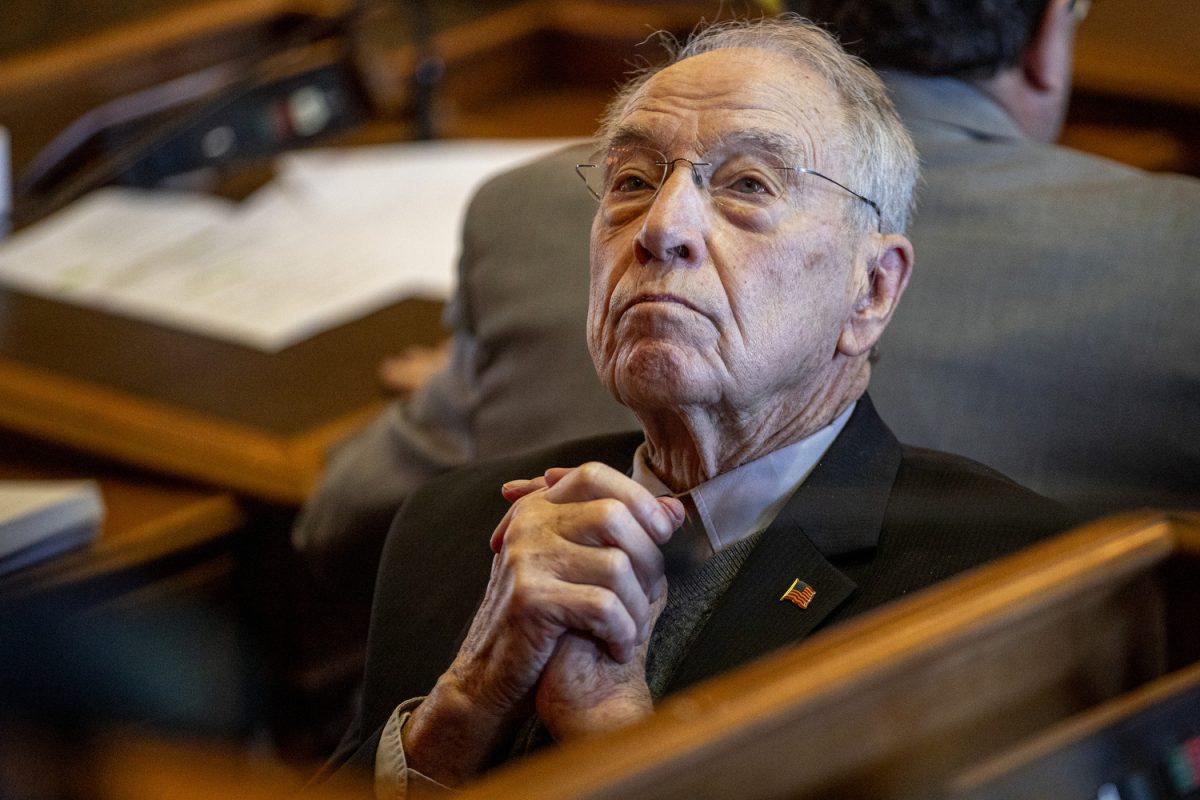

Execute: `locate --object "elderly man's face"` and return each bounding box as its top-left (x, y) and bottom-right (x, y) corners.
top-left (587, 48), bottom-right (870, 419)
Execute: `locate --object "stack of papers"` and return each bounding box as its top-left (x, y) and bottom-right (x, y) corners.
top-left (0, 139), bottom-right (580, 351)
top-left (0, 480), bottom-right (104, 576)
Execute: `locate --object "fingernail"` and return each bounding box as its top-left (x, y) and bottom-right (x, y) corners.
top-left (660, 497), bottom-right (685, 528)
top-left (500, 480), bottom-right (529, 498)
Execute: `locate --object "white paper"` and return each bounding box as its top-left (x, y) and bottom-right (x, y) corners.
top-left (0, 138), bottom-right (582, 351)
top-left (0, 480), bottom-right (104, 562)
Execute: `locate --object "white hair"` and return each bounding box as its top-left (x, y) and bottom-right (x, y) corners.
top-left (598, 15), bottom-right (919, 234)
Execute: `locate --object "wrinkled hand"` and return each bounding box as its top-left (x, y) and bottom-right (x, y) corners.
top-left (404, 462), bottom-right (682, 784)
top-left (503, 468), bottom-right (674, 741)
top-left (535, 591), bottom-right (666, 742)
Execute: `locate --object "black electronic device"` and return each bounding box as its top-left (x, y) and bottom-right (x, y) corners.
top-left (11, 0), bottom-right (444, 227)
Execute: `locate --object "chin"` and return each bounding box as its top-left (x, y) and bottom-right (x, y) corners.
top-left (607, 344), bottom-right (717, 410)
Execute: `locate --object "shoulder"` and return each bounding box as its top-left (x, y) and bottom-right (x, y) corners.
top-left (917, 125), bottom-right (1200, 220)
top-left (400, 430), bottom-right (646, 522)
top-left (832, 443), bottom-right (1080, 619)
top-left (896, 444), bottom-right (1034, 494)
top-left (887, 444), bottom-right (1079, 551)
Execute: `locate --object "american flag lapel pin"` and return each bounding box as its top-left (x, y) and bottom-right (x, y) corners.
top-left (780, 578), bottom-right (816, 609)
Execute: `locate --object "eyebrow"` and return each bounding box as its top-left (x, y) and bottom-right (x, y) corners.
top-left (604, 125), bottom-right (810, 165)
top-left (605, 125), bottom-right (658, 152)
top-left (711, 129), bottom-right (810, 165)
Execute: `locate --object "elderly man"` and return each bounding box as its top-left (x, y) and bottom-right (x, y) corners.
top-left (325, 17), bottom-right (1071, 794)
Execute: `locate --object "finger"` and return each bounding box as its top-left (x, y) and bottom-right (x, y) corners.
top-left (376, 341), bottom-right (451, 395)
top-left (559, 498), bottom-right (667, 601)
top-left (545, 582), bottom-right (641, 664)
top-left (657, 496), bottom-right (686, 528)
top-left (542, 467), bottom-right (572, 487)
top-left (490, 503), bottom-right (518, 553)
top-left (501, 476), bottom-right (548, 503)
top-left (549, 540), bottom-right (653, 644)
top-left (546, 462), bottom-right (679, 545)
top-left (491, 487), bottom-right (550, 552)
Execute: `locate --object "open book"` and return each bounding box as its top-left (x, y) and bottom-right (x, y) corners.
top-left (0, 481), bottom-right (104, 576)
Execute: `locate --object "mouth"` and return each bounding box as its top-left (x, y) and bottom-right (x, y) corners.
top-left (620, 292), bottom-right (703, 317)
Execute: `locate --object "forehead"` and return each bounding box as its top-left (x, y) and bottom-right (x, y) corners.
top-left (612, 47), bottom-right (847, 161)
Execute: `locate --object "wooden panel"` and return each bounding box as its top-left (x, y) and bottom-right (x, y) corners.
top-left (460, 512), bottom-right (1200, 800)
top-left (0, 290), bottom-right (443, 434)
top-left (1073, 0), bottom-right (1200, 109)
top-left (0, 355), bottom-right (379, 504)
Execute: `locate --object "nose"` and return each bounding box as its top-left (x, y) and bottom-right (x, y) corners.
top-left (633, 164), bottom-right (708, 268)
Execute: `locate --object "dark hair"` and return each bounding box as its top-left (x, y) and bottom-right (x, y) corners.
top-left (806, 0), bottom-right (1051, 79)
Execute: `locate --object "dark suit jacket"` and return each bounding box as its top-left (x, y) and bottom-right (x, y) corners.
top-left (326, 396), bottom-right (1073, 773)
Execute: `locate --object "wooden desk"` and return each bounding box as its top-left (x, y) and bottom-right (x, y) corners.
top-left (0, 290), bottom-right (443, 504)
top-left (0, 428), bottom-right (245, 596)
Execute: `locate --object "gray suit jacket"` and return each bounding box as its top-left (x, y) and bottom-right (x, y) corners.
top-left (868, 73), bottom-right (1200, 513)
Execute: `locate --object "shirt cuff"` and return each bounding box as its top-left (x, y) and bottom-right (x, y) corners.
top-left (374, 698), bottom-right (456, 799)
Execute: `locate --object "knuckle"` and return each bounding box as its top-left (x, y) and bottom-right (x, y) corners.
top-left (602, 547), bottom-right (632, 582)
top-left (612, 612), bottom-right (637, 647)
top-left (577, 461), bottom-right (608, 483)
top-left (507, 580), bottom-right (541, 617)
top-left (591, 588), bottom-right (622, 621)
top-left (593, 497), bottom-right (627, 528)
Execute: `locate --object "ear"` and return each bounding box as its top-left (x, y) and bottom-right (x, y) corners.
top-left (1022, 0), bottom-right (1074, 93)
top-left (837, 234), bottom-right (914, 358)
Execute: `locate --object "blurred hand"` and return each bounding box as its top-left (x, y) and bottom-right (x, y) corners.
top-left (376, 339), bottom-right (451, 395)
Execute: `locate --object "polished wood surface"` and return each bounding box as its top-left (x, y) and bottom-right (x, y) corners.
top-left (0, 429), bottom-right (245, 594)
top-left (75, 733), bottom-right (368, 800)
top-left (0, 292), bottom-right (443, 503)
top-left (1074, 0), bottom-right (1200, 109)
top-left (461, 511), bottom-right (1200, 800)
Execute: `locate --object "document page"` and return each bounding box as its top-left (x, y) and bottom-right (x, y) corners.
top-left (0, 139), bottom-right (579, 351)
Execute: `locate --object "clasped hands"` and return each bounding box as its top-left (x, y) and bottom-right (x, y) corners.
top-left (402, 462), bottom-right (684, 786)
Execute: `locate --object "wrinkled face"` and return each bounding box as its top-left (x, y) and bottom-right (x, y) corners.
top-left (587, 48), bottom-right (868, 417)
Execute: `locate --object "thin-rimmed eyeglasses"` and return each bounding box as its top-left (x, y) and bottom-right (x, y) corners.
top-left (575, 145), bottom-right (883, 232)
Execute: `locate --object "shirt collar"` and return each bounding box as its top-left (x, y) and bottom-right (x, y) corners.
top-left (630, 401), bottom-right (856, 555)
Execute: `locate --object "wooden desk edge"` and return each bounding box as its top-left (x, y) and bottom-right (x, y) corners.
top-left (0, 0), bottom-right (350, 94)
top-left (1, 492), bottom-right (247, 595)
top-left (0, 355), bottom-right (381, 504)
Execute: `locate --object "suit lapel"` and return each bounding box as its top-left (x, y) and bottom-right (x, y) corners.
top-left (664, 396), bottom-right (903, 693)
